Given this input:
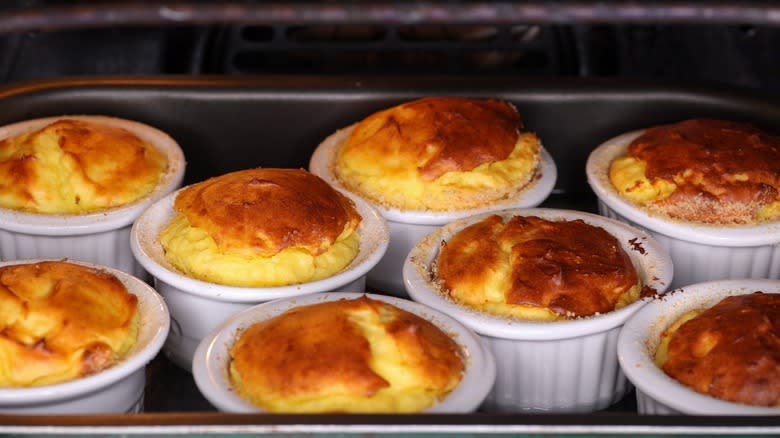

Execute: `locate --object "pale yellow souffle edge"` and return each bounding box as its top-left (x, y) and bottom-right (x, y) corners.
top-left (334, 131), bottom-right (542, 212)
top-left (159, 213), bottom-right (361, 287)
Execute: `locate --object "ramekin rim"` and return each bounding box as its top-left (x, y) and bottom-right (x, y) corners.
top-left (402, 207), bottom-right (674, 340)
top-left (0, 114), bottom-right (186, 236)
top-left (0, 258), bottom-right (170, 405)
top-left (617, 278), bottom-right (780, 415)
top-left (192, 291), bottom-right (496, 413)
top-left (309, 124), bottom-right (558, 225)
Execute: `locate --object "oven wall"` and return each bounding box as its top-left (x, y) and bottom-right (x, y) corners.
top-left (0, 24), bottom-right (778, 95)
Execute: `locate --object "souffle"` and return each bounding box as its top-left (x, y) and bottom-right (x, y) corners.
top-left (334, 96), bottom-right (542, 211)
top-left (436, 215), bottom-right (641, 320)
top-left (228, 296), bottom-right (464, 413)
top-left (0, 261), bottom-right (139, 387)
top-left (655, 292), bottom-right (779, 407)
top-left (0, 119), bottom-right (168, 214)
top-left (609, 118), bottom-right (780, 224)
top-left (160, 168), bottom-right (362, 287)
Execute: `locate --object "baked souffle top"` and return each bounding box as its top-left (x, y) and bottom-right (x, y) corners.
top-left (0, 119), bottom-right (168, 214)
top-left (609, 119), bottom-right (780, 224)
top-left (229, 296), bottom-right (464, 413)
top-left (160, 168), bottom-right (363, 286)
top-left (334, 96), bottom-right (542, 211)
top-left (436, 215), bottom-right (641, 320)
top-left (655, 292), bottom-right (779, 407)
top-left (0, 261), bottom-right (139, 387)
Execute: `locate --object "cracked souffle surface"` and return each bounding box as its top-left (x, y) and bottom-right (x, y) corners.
top-left (655, 292), bottom-right (780, 407)
top-left (160, 168), bottom-right (362, 286)
top-left (229, 296), bottom-right (464, 413)
top-left (0, 261), bottom-right (138, 387)
top-left (435, 215), bottom-right (641, 320)
top-left (609, 118), bottom-right (780, 224)
top-left (334, 96), bottom-right (542, 211)
top-left (0, 119), bottom-right (167, 214)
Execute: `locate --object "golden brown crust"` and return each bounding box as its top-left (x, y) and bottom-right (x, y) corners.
top-left (0, 119), bottom-right (167, 212)
top-left (229, 296), bottom-right (464, 408)
top-left (55, 119), bottom-right (161, 191)
top-left (333, 96), bottom-right (542, 212)
top-left (174, 168), bottom-right (361, 257)
top-left (0, 261), bottom-right (138, 387)
top-left (344, 96), bottom-right (521, 182)
top-left (231, 299), bottom-right (389, 399)
top-left (437, 215), bottom-right (639, 318)
top-left (0, 154), bottom-right (35, 206)
top-left (661, 292), bottom-right (780, 407)
top-left (626, 119), bottom-right (780, 223)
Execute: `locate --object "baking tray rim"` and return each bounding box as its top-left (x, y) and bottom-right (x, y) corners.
top-left (0, 74), bottom-right (778, 434)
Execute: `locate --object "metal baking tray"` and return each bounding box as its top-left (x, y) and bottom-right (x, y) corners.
top-left (0, 76), bottom-right (778, 436)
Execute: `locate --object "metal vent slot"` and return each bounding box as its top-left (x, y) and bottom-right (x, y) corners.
top-left (286, 25), bottom-right (387, 42)
top-left (215, 24), bottom-right (575, 75)
top-left (397, 25), bottom-right (500, 42)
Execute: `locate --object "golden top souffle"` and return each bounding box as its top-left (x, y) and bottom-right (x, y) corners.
top-left (609, 119), bottom-right (780, 224)
top-left (160, 168), bottom-right (362, 287)
top-left (334, 96), bottom-right (542, 211)
top-left (435, 215), bottom-right (642, 320)
top-left (0, 119), bottom-right (168, 214)
top-left (229, 296), bottom-right (464, 413)
top-left (0, 261), bottom-right (139, 387)
top-left (654, 292), bottom-right (779, 407)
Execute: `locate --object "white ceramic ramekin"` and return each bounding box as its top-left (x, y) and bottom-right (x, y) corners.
top-left (130, 188), bottom-right (389, 372)
top-left (192, 291), bottom-right (495, 413)
top-left (0, 259), bottom-right (169, 414)
top-left (618, 279), bottom-right (779, 415)
top-left (587, 129), bottom-right (780, 289)
top-left (403, 208), bottom-right (673, 413)
top-left (0, 115), bottom-right (186, 279)
top-left (310, 124), bottom-right (557, 297)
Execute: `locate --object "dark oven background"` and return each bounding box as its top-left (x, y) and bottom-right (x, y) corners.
top-left (1, 2), bottom-right (779, 94)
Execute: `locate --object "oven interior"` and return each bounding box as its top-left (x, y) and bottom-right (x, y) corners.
top-left (2, 19), bottom-right (779, 91)
top-left (0, 1), bottom-right (778, 435)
